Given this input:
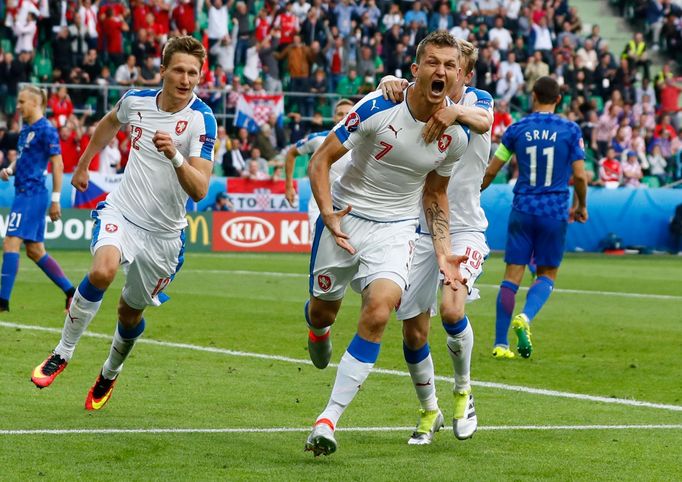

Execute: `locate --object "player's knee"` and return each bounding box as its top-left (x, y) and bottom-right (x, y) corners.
top-left (402, 324), bottom-right (428, 350)
top-left (440, 303), bottom-right (465, 324)
top-left (308, 302), bottom-right (336, 327)
top-left (117, 299), bottom-right (144, 329)
top-left (25, 244), bottom-right (44, 261)
top-left (361, 298), bottom-right (393, 327)
top-left (89, 265), bottom-right (118, 288)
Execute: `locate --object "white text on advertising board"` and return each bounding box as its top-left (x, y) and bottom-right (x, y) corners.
top-left (0, 215), bottom-right (94, 241)
top-left (280, 220), bottom-right (310, 245)
top-left (220, 216), bottom-right (275, 247)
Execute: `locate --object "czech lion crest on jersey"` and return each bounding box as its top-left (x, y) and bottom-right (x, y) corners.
top-left (437, 134), bottom-right (452, 153)
top-left (317, 274), bottom-right (332, 292)
top-left (344, 112), bottom-right (361, 133)
top-left (175, 120), bottom-right (188, 135)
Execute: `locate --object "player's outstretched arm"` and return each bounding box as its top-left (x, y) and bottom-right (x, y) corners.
top-left (423, 171), bottom-right (467, 290)
top-left (284, 145), bottom-right (300, 206)
top-left (73, 109), bottom-right (122, 192)
top-left (309, 133), bottom-right (354, 254)
top-left (153, 130), bottom-right (212, 202)
top-left (571, 160), bottom-right (589, 223)
top-left (48, 154), bottom-right (64, 221)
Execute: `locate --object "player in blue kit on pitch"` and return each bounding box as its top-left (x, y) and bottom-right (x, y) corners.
top-left (0, 85), bottom-right (75, 312)
top-left (481, 76), bottom-right (588, 359)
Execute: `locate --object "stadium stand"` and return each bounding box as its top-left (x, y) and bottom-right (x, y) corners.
top-left (0, 0), bottom-right (681, 186)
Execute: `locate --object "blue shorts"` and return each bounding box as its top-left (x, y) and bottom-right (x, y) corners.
top-left (6, 191), bottom-right (49, 243)
top-left (504, 209), bottom-right (567, 268)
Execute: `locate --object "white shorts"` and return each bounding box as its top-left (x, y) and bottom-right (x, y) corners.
top-left (91, 203), bottom-right (185, 309)
top-left (309, 214), bottom-right (418, 301)
top-left (396, 231), bottom-right (490, 321)
top-left (308, 198), bottom-right (320, 239)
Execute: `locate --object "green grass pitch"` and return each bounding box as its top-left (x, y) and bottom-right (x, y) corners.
top-left (1, 251), bottom-right (681, 480)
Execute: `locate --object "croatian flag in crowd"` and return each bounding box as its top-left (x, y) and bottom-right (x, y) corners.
top-left (72, 173), bottom-right (123, 209)
top-left (226, 178), bottom-right (297, 212)
top-left (234, 94), bottom-right (284, 133)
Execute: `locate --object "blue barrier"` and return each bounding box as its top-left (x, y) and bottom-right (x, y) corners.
top-left (3, 176), bottom-right (680, 252)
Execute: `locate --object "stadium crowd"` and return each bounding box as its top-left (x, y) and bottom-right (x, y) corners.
top-left (1, 0), bottom-right (682, 187)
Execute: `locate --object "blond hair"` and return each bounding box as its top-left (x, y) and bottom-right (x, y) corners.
top-left (162, 35), bottom-right (206, 69)
top-left (456, 39), bottom-right (479, 75)
top-left (20, 85), bottom-right (48, 111)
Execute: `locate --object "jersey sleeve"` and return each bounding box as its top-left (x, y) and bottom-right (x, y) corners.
top-left (115, 90), bottom-right (136, 124)
top-left (569, 122), bottom-right (586, 163)
top-left (438, 126), bottom-right (469, 176)
top-left (189, 108), bottom-right (218, 162)
top-left (295, 131), bottom-right (327, 155)
top-left (333, 91), bottom-right (393, 150)
top-left (472, 88), bottom-right (494, 114)
top-left (46, 125), bottom-right (61, 157)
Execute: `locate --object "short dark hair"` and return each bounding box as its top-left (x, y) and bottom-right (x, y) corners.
top-left (533, 76), bottom-right (561, 105)
top-left (415, 31), bottom-right (459, 64)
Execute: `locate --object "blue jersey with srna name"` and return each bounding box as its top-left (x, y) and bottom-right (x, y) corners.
top-left (500, 112), bottom-right (584, 221)
top-left (15, 117), bottom-right (61, 195)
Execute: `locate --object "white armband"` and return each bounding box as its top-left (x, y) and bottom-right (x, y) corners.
top-left (51, 192), bottom-right (61, 203)
top-left (171, 150), bottom-right (185, 168)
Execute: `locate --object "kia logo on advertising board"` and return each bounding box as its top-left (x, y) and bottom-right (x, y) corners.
top-left (220, 216), bottom-right (275, 247)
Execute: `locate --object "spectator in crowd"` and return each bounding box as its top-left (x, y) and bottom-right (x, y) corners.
top-left (211, 20), bottom-right (239, 82)
top-left (223, 138), bottom-right (247, 177)
top-left (242, 159), bottom-right (270, 180)
top-left (49, 87), bottom-right (75, 128)
top-left (58, 124), bottom-right (80, 174)
top-left (98, 138), bottom-right (122, 176)
top-left (524, 50), bottom-right (549, 94)
top-left (429, 2), bottom-right (454, 32)
top-left (81, 49), bottom-right (102, 85)
top-left (622, 32), bottom-right (651, 80)
top-left (247, 147), bottom-right (269, 176)
top-left (100, 6), bottom-right (129, 67)
top-left (138, 56), bottom-right (161, 86)
top-left (115, 55), bottom-right (139, 87)
top-left (489, 16), bottom-right (513, 57)
top-left (207, 0), bottom-right (230, 52)
top-left (205, 192), bottom-right (235, 211)
top-left (598, 147), bottom-right (623, 188)
top-left (648, 143), bottom-right (668, 186)
top-left (622, 150), bottom-right (643, 187)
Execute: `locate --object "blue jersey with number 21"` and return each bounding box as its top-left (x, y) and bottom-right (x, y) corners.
top-left (499, 112), bottom-right (584, 221)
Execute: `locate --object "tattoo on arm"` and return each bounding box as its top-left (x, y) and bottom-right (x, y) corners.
top-left (425, 201), bottom-right (449, 243)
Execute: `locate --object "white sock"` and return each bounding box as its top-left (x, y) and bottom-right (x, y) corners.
top-left (405, 347), bottom-right (439, 411)
top-left (317, 350), bottom-right (374, 429)
top-left (102, 321), bottom-right (145, 379)
top-left (446, 322), bottom-right (474, 392)
top-left (54, 289), bottom-right (102, 360)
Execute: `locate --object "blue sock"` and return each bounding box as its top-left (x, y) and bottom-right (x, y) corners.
top-left (495, 280), bottom-right (519, 347)
top-left (522, 276), bottom-right (554, 322)
top-left (118, 318), bottom-right (146, 339)
top-left (78, 275), bottom-right (105, 302)
top-left (403, 341), bottom-right (430, 364)
top-left (36, 253), bottom-right (74, 293)
top-left (0, 252), bottom-right (20, 301)
top-left (443, 316), bottom-right (469, 336)
top-left (347, 333), bottom-right (380, 363)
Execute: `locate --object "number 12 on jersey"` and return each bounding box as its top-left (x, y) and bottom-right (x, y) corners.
top-left (525, 146), bottom-right (554, 187)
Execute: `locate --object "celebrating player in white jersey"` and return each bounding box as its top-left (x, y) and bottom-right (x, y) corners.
top-left (380, 39), bottom-right (494, 444)
top-left (284, 99), bottom-right (354, 236)
top-left (31, 36), bottom-right (217, 411)
top-left (304, 31), bottom-right (470, 457)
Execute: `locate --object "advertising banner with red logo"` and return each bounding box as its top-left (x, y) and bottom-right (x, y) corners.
top-left (226, 178), bottom-right (297, 212)
top-left (212, 212), bottom-right (311, 252)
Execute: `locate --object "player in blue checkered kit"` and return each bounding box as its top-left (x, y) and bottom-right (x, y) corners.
top-left (481, 77), bottom-right (589, 359)
top-left (0, 85), bottom-right (75, 312)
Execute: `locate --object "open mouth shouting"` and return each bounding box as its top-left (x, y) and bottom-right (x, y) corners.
top-left (177, 86), bottom-right (191, 96)
top-left (430, 79), bottom-right (445, 97)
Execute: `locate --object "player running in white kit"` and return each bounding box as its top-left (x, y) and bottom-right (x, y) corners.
top-left (284, 99), bottom-right (354, 236)
top-left (380, 39), bottom-right (494, 444)
top-left (304, 31), bottom-right (470, 456)
top-left (31, 37), bottom-right (217, 411)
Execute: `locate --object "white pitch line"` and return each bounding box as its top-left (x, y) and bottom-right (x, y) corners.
top-left (3, 321), bottom-right (682, 413)
top-left (180, 269), bottom-right (682, 301)
top-left (2, 425), bottom-right (682, 436)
